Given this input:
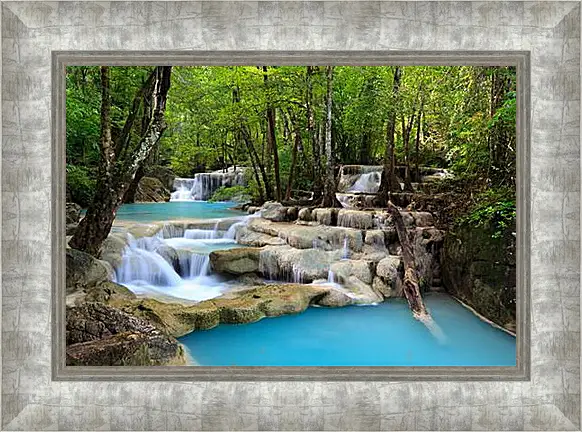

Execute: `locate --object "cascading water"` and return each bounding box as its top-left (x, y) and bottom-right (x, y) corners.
top-left (341, 236), bottom-right (350, 260)
top-left (114, 221), bottom-right (243, 302)
top-left (348, 171), bottom-right (381, 193)
top-left (170, 167), bottom-right (246, 201)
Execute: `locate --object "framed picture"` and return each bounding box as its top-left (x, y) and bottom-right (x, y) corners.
top-left (3, 1), bottom-right (580, 430)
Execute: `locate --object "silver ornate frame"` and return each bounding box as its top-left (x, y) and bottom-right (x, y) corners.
top-left (3, 1), bottom-right (580, 430)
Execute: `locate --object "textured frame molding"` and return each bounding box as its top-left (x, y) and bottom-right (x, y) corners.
top-left (52, 50), bottom-right (531, 382)
top-left (2, 1), bottom-right (580, 430)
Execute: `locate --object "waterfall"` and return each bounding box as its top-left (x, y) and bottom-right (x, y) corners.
top-left (170, 167), bottom-right (246, 201)
top-left (117, 235), bottom-right (183, 287)
top-left (184, 228), bottom-right (220, 240)
top-left (341, 236), bottom-right (350, 260)
top-left (348, 171), bottom-right (381, 193)
top-left (327, 270), bottom-right (335, 283)
top-left (224, 211), bottom-right (262, 240)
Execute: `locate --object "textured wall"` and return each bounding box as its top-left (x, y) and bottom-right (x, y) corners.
top-left (1, 1), bottom-right (580, 430)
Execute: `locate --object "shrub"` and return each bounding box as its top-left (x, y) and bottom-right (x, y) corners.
top-left (209, 185), bottom-right (252, 203)
top-left (66, 164), bottom-right (96, 208)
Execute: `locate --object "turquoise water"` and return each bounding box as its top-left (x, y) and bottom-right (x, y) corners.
top-left (179, 293), bottom-right (516, 366)
top-left (113, 201), bottom-right (244, 222)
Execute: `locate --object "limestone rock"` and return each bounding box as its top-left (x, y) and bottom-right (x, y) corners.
top-left (330, 259), bottom-right (374, 285)
top-left (261, 201), bottom-right (288, 222)
top-left (66, 302), bottom-right (184, 366)
top-left (134, 177), bottom-right (171, 203)
top-left (298, 207), bottom-right (312, 221)
top-left (376, 256), bottom-right (403, 281)
top-left (101, 233), bottom-right (129, 269)
top-left (235, 226), bottom-right (286, 247)
top-left (209, 247), bottom-right (262, 275)
top-left (66, 249), bottom-right (112, 294)
top-left (364, 230), bottom-right (386, 247)
top-left (337, 209), bottom-right (374, 229)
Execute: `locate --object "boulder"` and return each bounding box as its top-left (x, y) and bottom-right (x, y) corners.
top-left (376, 255), bottom-right (403, 282)
top-left (372, 276), bottom-right (394, 298)
top-left (337, 209), bottom-right (374, 229)
top-left (261, 202), bottom-right (288, 222)
top-left (134, 177), bottom-right (171, 203)
top-left (107, 284), bottom-right (331, 335)
top-left (286, 206), bottom-right (298, 221)
top-left (145, 165), bottom-right (176, 191)
top-left (66, 249), bottom-right (112, 294)
top-left (235, 226), bottom-right (286, 247)
top-left (298, 207), bottom-right (312, 222)
top-left (364, 230), bottom-right (386, 247)
top-left (209, 247), bottom-right (262, 275)
top-left (66, 303), bottom-right (184, 366)
top-left (329, 259), bottom-right (374, 285)
top-left (66, 202), bottom-right (82, 225)
top-left (100, 233), bottom-right (129, 269)
top-left (259, 245), bottom-right (342, 283)
top-left (66, 331), bottom-right (185, 366)
top-left (312, 208), bottom-right (338, 226)
top-left (247, 218), bottom-right (364, 252)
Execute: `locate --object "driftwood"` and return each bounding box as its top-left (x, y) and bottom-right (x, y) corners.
top-left (386, 201), bottom-right (430, 321)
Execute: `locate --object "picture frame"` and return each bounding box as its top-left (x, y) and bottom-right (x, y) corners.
top-left (3, 1), bottom-right (579, 430)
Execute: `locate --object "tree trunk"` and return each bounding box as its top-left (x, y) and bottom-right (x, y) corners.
top-left (415, 109), bottom-right (422, 183)
top-left (285, 112), bottom-right (301, 200)
top-left (70, 66), bottom-right (172, 257)
top-left (306, 66), bottom-right (322, 200)
top-left (322, 66), bottom-right (341, 208)
top-left (402, 113), bottom-right (415, 192)
top-left (378, 67), bottom-right (402, 203)
top-left (263, 66), bottom-right (282, 201)
top-left (386, 202), bottom-right (429, 320)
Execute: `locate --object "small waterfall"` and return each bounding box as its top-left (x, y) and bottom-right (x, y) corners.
top-left (170, 167), bottom-right (246, 201)
top-left (292, 265), bottom-right (304, 284)
top-left (327, 270), bottom-right (335, 283)
top-left (341, 236), bottom-right (350, 260)
top-left (224, 212), bottom-right (261, 240)
top-left (184, 228), bottom-right (219, 240)
top-left (117, 237), bottom-right (183, 287)
top-left (348, 171), bottom-right (381, 193)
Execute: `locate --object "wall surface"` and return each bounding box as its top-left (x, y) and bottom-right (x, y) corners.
top-left (2, 1), bottom-right (580, 430)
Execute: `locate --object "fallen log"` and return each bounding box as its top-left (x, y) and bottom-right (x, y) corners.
top-left (386, 201), bottom-right (430, 321)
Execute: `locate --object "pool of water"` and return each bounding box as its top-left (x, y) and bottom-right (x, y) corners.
top-left (179, 293), bottom-right (516, 366)
top-left (112, 201), bottom-right (244, 223)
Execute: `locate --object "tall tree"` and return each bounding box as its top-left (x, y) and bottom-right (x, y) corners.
top-left (263, 66), bottom-right (282, 201)
top-left (378, 67), bottom-right (402, 203)
top-left (306, 66), bottom-right (322, 200)
top-left (321, 66), bottom-right (341, 207)
top-left (69, 66), bottom-right (172, 256)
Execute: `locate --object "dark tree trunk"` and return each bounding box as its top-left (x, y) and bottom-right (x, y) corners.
top-left (378, 67), bottom-right (402, 203)
top-left (386, 202), bottom-right (429, 320)
top-left (402, 113), bottom-right (415, 192)
top-left (306, 66), bottom-right (322, 200)
top-left (321, 66), bottom-right (341, 208)
top-left (70, 66), bottom-right (172, 257)
top-left (415, 109), bottom-right (422, 183)
top-left (359, 132), bottom-right (371, 165)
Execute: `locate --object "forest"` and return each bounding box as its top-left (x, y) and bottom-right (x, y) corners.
top-left (65, 65), bottom-right (518, 367)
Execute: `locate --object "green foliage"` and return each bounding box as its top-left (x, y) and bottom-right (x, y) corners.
top-left (66, 164), bottom-right (96, 208)
top-left (458, 188), bottom-right (516, 239)
top-left (209, 186), bottom-right (252, 203)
